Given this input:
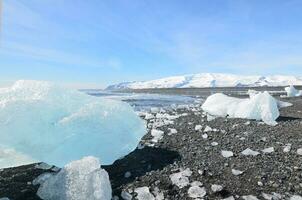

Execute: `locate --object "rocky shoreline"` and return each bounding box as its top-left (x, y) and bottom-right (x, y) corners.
top-left (1, 97), bottom-right (302, 200)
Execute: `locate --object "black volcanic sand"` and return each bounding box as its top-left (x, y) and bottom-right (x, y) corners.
top-left (1, 97), bottom-right (302, 200)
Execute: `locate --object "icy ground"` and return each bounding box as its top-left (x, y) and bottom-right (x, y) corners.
top-left (0, 80), bottom-right (146, 168)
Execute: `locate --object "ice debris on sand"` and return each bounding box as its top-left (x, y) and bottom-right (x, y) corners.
top-left (188, 185), bottom-right (206, 198)
top-left (169, 168), bottom-right (192, 188)
top-left (151, 129), bottom-right (164, 143)
top-left (134, 187), bottom-right (155, 200)
top-left (0, 80), bottom-right (146, 167)
top-left (241, 148), bottom-right (260, 156)
top-left (221, 150), bottom-right (234, 158)
top-left (35, 156), bottom-right (112, 200)
top-left (232, 169), bottom-right (244, 176)
top-left (201, 92), bottom-right (281, 126)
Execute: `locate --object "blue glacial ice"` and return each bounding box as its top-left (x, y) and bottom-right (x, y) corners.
top-left (0, 80), bottom-right (146, 168)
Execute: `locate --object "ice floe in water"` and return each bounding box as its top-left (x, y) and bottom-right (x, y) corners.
top-left (0, 80), bottom-right (146, 168)
top-left (35, 156), bottom-right (111, 200)
top-left (201, 92), bottom-right (281, 126)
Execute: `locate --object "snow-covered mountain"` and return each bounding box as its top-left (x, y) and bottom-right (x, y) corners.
top-left (106, 73), bottom-right (302, 90)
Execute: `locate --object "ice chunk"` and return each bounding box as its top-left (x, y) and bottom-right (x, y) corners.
top-left (187, 186), bottom-right (206, 198)
top-left (223, 196), bottom-right (235, 200)
top-left (151, 129), bottom-right (164, 143)
top-left (36, 156), bottom-right (112, 200)
top-left (297, 148), bottom-right (302, 155)
top-left (283, 144), bottom-right (292, 153)
top-left (285, 85), bottom-right (302, 97)
top-left (202, 92), bottom-right (280, 126)
top-left (262, 192), bottom-right (282, 200)
top-left (168, 128), bottom-right (177, 135)
top-left (204, 125), bottom-right (213, 132)
top-left (0, 80), bottom-right (146, 167)
top-left (211, 142), bottom-right (218, 146)
top-left (248, 89), bottom-right (292, 108)
top-left (291, 195), bottom-right (302, 200)
top-left (169, 168), bottom-right (192, 188)
top-left (242, 195), bottom-right (259, 200)
top-left (202, 134), bottom-right (208, 139)
top-left (134, 187), bottom-right (155, 200)
top-left (121, 191), bottom-right (132, 200)
top-left (195, 125), bottom-right (202, 131)
top-left (211, 184), bottom-right (223, 192)
top-left (221, 150), bottom-right (234, 158)
top-left (241, 148), bottom-right (260, 156)
top-left (262, 147), bottom-right (274, 153)
top-left (232, 169), bottom-right (244, 176)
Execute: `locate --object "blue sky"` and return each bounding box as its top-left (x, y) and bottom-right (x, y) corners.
top-left (1, 0), bottom-right (302, 88)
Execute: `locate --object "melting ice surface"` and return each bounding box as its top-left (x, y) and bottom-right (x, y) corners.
top-left (0, 80), bottom-right (146, 168)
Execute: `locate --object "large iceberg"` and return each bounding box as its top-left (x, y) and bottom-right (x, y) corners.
top-left (201, 92), bottom-right (280, 125)
top-left (0, 80), bottom-right (146, 168)
top-left (284, 85), bottom-right (302, 97)
top-left (35, 156), bottom-right (112, 200)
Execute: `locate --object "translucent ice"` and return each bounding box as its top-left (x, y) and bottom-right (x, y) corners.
top-left (36, 156), bottom-right (112, 200)
top-left (201, 92), bottom-right (280, 126)
top-left (0, 80), bottom-right (146, 168)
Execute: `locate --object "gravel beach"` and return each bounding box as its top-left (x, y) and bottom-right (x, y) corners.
top-left (1, 95), bottom-right (302, 200)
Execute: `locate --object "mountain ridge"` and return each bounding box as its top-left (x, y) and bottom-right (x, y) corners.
top-left (106, 73), bottom-right (302, 90)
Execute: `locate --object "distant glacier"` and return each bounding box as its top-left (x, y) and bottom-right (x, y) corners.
top-left (106, 73), bottom-right (302, 90)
